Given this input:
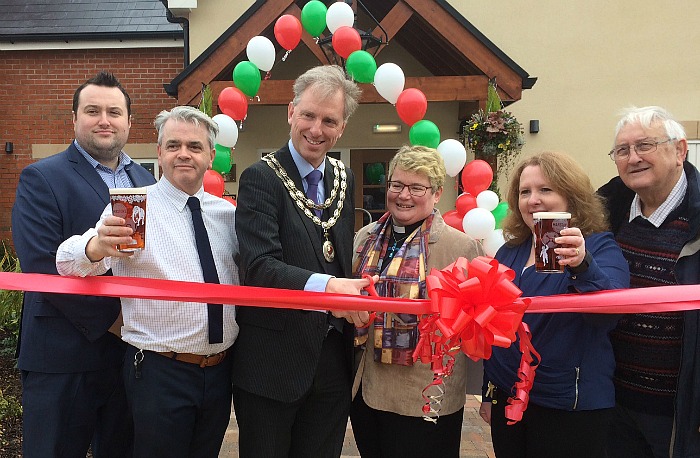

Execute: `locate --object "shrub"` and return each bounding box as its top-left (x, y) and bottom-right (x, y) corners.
top-left (0, 241), bottom-right (22, 420)
top-left (0, 241), bottom-right (22, 356)
top-left (0, 388), bottom-right (22, 421)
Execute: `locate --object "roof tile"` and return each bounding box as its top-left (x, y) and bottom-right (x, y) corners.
top-left (0, 0), bottom-right (182, 38)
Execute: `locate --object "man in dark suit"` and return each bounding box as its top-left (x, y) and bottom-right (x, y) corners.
top-left (12, 71), bottom-right (156, 458)
top-left (233, 65), bottom-right (374, 457)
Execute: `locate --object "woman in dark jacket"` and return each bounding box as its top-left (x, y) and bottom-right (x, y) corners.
top-left (480, 151), bottom-right (629, 458)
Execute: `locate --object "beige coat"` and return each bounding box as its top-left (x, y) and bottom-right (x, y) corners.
top-left (352, 211), bottom-right (484, 417)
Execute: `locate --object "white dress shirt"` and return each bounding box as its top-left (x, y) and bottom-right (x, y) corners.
top-left (57, 177), bottom-right (239, 355)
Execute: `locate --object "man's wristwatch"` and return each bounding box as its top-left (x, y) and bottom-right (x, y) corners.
top-left (568, 251), bottom-right (592, 275)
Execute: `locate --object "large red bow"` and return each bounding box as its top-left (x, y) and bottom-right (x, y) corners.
top-left (415, 256), bottom-right (530, 364)
top-left (411, 256), bottom-right (536, 422)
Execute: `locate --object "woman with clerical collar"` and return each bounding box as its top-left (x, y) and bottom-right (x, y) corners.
top-left (350, 145), bottom-right (484, 457)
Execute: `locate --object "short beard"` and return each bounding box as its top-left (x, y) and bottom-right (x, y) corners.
top-left (83, 138), bottom-right (123, 164)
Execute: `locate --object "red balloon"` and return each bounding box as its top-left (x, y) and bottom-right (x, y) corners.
top-left (274, 14), bottom-right (302, 51)
top-left (332, 26), bottom-right (361, 59)
top-left (395, 88), bottom-right (427, 126)
top-left (455, 192), bottom-right (477, 217)
top-left (461, 160), bottom-right (493, 196)
top-left (203, 169), bottom-right (225, 198)
top-left (443, 210), bottom-right (465, 232)
top-left (218, 87), bottom-right (248, 121)
top-left (223, 196), bottom-right (237, 207)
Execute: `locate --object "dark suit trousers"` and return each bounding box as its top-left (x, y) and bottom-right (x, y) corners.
top-left (21, 333), bottom-right (132, 458)
top-left (232, 330), bottom-right (351, 458)
top-left (123, 345), bottom-right (232, 458)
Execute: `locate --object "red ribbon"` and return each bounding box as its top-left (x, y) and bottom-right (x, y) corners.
top-left (2, 269), bottom-right (698, 316)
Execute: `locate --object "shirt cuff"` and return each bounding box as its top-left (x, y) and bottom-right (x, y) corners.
top-left (304, 273), bottom-right (333, 292)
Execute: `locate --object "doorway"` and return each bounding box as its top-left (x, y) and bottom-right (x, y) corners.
top-left (350, 149), bottom-right (396, 231)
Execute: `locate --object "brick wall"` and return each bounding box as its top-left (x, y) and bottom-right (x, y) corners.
top-left (0, 47), bottom-right (183, 244)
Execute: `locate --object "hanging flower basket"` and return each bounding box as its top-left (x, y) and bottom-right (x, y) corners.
top-left (463, 107), bottom-right (525, 196)
top-left (465, 108), bottom-right (524, 159)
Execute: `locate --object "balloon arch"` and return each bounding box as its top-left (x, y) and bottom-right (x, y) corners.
top-left (203, 0), bottom-right (508, 254)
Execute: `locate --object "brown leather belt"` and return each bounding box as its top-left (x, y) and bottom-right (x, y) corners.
top-left (154, 350), bottom-right (227, 368)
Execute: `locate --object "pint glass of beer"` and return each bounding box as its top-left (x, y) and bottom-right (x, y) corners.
top-left (109, 188), bottom-right (147, 252)
top-left (533, 211), bottom-right (571, 273)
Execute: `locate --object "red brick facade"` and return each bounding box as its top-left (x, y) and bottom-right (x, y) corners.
top-left (0, 47), bottom-right (183, 244)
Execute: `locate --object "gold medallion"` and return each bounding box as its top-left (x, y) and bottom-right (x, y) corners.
top-left (323, 240), bottom-right (335, 263)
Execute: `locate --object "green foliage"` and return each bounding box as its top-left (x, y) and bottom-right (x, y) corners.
top-left (0, 241), bottom-right (22, 420)
top-left (486, 80), bottom-right (502, 114)
top-left (0, 241), bottom-right (22, 357)
top-left (0, 387), bottom-right (22, 420)
top-left (198, 83), bottom-right (213, 117)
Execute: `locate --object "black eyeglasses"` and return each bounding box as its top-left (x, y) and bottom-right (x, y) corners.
top-left (608, 138), bottom-right (674, 162)
top-left (386, 181), bottom-right (432, 197)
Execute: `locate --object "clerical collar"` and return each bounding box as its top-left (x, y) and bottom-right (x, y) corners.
top-left (391, 220), bottom-right (423, 238)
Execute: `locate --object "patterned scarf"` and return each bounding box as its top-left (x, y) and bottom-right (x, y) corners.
top-left (353, 211), bottom-right (434, 366)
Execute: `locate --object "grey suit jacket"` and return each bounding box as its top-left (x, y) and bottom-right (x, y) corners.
top-left (232, 145), bottom-right (356, 402)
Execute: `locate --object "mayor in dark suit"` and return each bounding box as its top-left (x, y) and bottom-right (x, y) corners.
top-left (11, 71), bottom-right (156, 458)
top-left (232, 65), bottom-right (374, 457)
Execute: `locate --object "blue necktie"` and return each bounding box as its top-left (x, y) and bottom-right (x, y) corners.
top-left (306, 170), bottom-right (323, 218)
top-left (187, 196), bottom-right (223, 344)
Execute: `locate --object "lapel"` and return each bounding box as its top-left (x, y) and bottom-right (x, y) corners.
top-left (66, 143), bottom-right (110, 207)
top-left (275, 148), bottom-right (328, 267)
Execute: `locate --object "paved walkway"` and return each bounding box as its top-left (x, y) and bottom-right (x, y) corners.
top-left (219, 395), bottom-right (495, 458)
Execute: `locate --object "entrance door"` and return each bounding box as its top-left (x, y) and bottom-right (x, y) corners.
top-left (350, 149), bottom-right (396, 231)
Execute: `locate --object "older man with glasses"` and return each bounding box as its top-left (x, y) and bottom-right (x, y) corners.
top-left (599, 106), bottom-right (700, 458)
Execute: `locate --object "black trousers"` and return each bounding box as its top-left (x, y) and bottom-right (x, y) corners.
top-left (123, 345), bottom-right (232, 458)
top-left (604, 403), bottom-right (673, 458)
top-left (350, 387), bottom-right (463, 458)
top-left (490, 386), bottom-right (613, 458)
top-left (232, 330), bottom-right (351, 458)
top-left (21, 334), bottom-right (132, 458)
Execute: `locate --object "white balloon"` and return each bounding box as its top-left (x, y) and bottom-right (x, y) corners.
top-left (482, 229), bottom-right (506, 257)
top-left (212, 114), bottom-right (239, 148)
top-left (374, 63), bottom-right (405, 105)
top-left (437, 139), bottom-right (467, 177)
top-left (246, 36), bottom-right (275, 72)
top-left (476, 190), bottom-right (499, 211)
top-left (462, 207), bottom-right (496, 240)
top-left (326, 2), bottom-right (354, 33)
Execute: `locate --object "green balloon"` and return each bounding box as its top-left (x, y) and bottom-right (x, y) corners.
top-left (212, 144), bottom-right (232, 174)
top-left (345, 50), bottom-right (377, 84)
top-left (233, 60), bottom-right (261, 98)
top-left (409, 120), bottom-right (440, 148)
top-left (365, 162), bottom-right (384, 185)
top-left (301, 0), bottom-right (327, 37)
top-left (492, 201), bottom-right (509, 229)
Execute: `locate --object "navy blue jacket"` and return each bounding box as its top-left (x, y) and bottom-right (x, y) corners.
top-left (12, 144), bottom-right (156, 373)
top-left (599, 161), bottom-right (700, 458)
top-left (484, 232), bottom-right (629, 410)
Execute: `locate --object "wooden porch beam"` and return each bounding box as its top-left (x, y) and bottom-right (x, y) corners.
top-left (205, 75), bottom-right (490, 108)
top-left (176, 0), bottom-right (294, 105)
top-left (402, 0), bottom-right (523, 101)
top-left (372, 1), bottom-right (414, 57)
